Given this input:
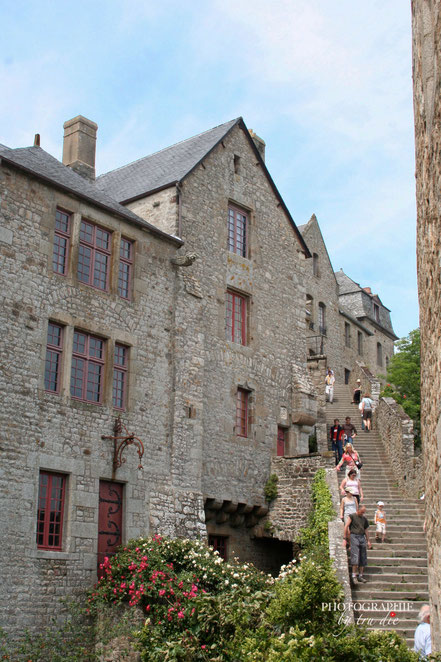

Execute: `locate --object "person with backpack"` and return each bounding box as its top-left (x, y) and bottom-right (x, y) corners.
top-left (361, 393), bottom-right (374, 432)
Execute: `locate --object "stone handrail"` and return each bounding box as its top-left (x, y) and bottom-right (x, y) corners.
top-left (375, 396), bottom-right (423, 498)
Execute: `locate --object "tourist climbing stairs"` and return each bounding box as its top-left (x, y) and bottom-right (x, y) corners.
top-left (326, 382), bottom-right (428, 646)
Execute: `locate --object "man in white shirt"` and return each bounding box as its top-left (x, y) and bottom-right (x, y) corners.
top-left (414, 604), bottom-right (431, 657)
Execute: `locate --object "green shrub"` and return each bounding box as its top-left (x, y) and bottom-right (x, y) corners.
top-left (299, 468), bottom-right (335, 553)
top-left (264, 473), bottom-right (279, 502)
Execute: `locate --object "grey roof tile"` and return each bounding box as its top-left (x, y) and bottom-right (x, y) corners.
top-left (96, 118), bottom-right (240, 202)
top-left (0, 145), bottom-right (182, 244)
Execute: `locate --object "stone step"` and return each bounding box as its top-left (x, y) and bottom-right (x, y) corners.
top-left (362, 574), bottom-right (428, 585)
top-left (351, 587), bottom-right (429, 600)
top-left (368, 551), bottom-right (427, 562)
top-left (368, 565), bottom-right (428, 574)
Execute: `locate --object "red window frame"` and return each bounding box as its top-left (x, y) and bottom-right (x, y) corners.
top-left (36, 471), bottom-right (66, 550)
top-left (236, 388), bottom-right (249, 437)
top-left (113, 344), bottom-right (129, 410)
top-left (77, 219), bottom-right (111, 291)
top-left (226, 290), bottom-right (247, 345)
top-left (228, 206), bottom-right (248, 257)
top-left (45, 322), bottom-right (64, 393)
top-left (208, 535), bottom-right (228, 560)
top-left (53, 208), bottom-right (71, 275)
top-left (118, 237), bottom-right (133, 300)
top-left (70, 331), bottom-right (105, 404)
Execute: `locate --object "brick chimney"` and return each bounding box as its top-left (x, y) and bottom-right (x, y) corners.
top-left (249, 129), bottom-right (266, 162)
top-left (62, 115), bottom-right (98, 181)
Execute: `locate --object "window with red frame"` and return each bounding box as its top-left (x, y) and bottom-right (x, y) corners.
top-left (70, 331), bottom-right (105, 403)
top-left (45, 322), bottom-right (63, 393)
top-left (208, 535), bottom-right (228, 560)
top-left (53, 208), bottom-right (71, 275)
top-left (228, 206), bottom-right (248, 257)
top-left (236, 388), bottom-right (249, 437)
top-left (36, 471), bottom-right (66, 550)
top-left (113, 344), bottom-right (128, 410)
top-left (226, 290), bottom-right (247, 345)
top-left (77, 220), bottom-right (111, 291)
top-left (118, 238), bottom-right (133, 300)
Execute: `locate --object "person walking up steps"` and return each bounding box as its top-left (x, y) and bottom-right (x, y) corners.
top-left (361, 393), bottom-right (374, 431)
top-left (343, 504), bottom-right (372, 584)
top-left (325, 369), bottom-right (335, 403)
top-left (374, 501), bottom-right (387, 543)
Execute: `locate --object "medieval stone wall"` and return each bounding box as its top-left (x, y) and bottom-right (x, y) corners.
top-left (412, 0), bottom-right (441, 648)
top-left (376, 397), bottom-right (423, 497)
top-left (300, 217), bottom-right (342, 377)
top-left (0, 162), bottom-right (200, 633)
top-left (168, 124), bottom-right (314, 508)
top-left (265, 453), bottom-right (334, 541)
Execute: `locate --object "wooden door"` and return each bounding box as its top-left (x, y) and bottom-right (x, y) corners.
top-left (277, 427), bottom-right (286, 456)
top-left (98, 481), bottom-right (123, 575)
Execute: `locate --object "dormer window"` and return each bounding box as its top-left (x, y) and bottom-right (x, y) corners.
top-left (373, 303), bottom-right (380, 322)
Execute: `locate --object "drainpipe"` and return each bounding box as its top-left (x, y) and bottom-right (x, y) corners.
top-left (176, 182), bottom-right (183, 238)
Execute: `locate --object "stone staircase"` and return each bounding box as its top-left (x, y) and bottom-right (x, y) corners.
top-left (326, 383), bottom-right (428, 646)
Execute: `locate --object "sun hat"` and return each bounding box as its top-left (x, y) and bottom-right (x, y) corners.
top-left (345, 486), bottom-right (356, 494)
top-left (377, 501), bottom-right (384, 506)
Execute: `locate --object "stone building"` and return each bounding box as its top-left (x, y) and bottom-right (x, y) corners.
top-left (0, 115), bottom-right (317, 633)
top-left (412, 0), bottom-right (441, 650)
top-left (299, 215), bottom-right (397, 385)
top-left (335, 269), bottom-right (397, 378)
top-left (0, 111), bottom-right (399, 635)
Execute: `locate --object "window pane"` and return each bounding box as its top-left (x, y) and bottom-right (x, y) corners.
top-left (114, 344), bottom-right (127, 367)
top-left (55, 209), bottom-right (70, 234)
top-left (47, 323), bottom-right (62, 347)
top-left (80, 220), bottom-right (93, 244)
top-left (118, 261), bottom-right (130, 298)
top-left (70, 357), bottom-right (85, 398)
top-left (73, 332), bottom-right (86, 355)
top-left (113, 369), bottom-right (125, 409)
top-left (236, 389), bottom-right (248, 437)
top-left (37, 472), bottom-right (65, 549)
top-left (45, 350), bottom-right (59, 391)
top-left (53, 235), bottom-right (68, 274)
top-left (89, 337), bottom-right (104, 359)
top-left (120, 238), bottom-right (132, 260)
top-left (77, 244), bottom-right (92, 283)
top-left (93, 252), bottom-right (108, 290)
top-left (86, 362), bottom-right (102, 402)
top-left (95, 228), bottom-right (110, 251)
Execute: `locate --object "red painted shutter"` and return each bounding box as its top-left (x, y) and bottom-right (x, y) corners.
top-left (277, 427), bottom-right (286, 456)
top-left (98, 481), bottom-right (123, 576)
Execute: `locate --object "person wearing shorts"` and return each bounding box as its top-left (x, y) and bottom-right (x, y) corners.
top-left (343, 505), bottom-right (371, 584)
top-left (375, 501), bottom-right (387, 542)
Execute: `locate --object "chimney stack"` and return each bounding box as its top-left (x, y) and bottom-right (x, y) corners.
top-left (249, 129), bottom-right (266, 162)
top-left (62, 115), bottom-right (98, 181)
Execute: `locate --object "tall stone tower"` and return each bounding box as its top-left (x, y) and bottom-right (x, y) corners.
top-left (412, 0), bottom-right (441, 651)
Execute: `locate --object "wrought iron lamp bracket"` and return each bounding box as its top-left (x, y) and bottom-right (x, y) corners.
top-left (102, 416), bottom-right (144, 476)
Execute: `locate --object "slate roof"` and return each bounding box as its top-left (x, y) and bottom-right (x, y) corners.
top-left (96, 119), bottom-right (240, 203)
top-left (335, 269), bottom-right (361, 295)
top-left (96, 117), bottom-right (310, 256)
top-left (0, 144), bottom-right (182, 245)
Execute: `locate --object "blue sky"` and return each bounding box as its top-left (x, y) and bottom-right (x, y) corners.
top-left (1, 0), bottom-right (417, 339)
